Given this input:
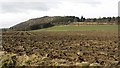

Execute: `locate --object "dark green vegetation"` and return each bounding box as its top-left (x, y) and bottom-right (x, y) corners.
top-left (9, 16), bottom-right (119, 31)
top-left (1, 30), bottom-right (119, 67)
top-left (10, 16), bottom-right (80, 31)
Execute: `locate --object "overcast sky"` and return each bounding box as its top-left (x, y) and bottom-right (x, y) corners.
top-left (0, 0), bottom-right (119, 28)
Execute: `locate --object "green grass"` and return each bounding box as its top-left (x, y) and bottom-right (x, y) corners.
top-left (32, 25), bottom-right (118, 31)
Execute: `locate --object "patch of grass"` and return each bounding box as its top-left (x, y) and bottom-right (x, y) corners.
top-left (0, 53), bottom-right (17, 68)
top-left (31, 25), bottom-right (118, 31)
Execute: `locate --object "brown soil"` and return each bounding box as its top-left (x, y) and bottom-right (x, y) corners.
top-left (2, 30), bottom-right (119, 66)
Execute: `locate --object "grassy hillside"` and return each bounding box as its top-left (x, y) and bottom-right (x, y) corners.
top-left (31, 25), bottom-right (118, 31)
top-left (10, 16), bottom-right (80, 31)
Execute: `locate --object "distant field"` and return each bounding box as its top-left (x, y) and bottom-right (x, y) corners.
top-left (32, 25), bottom-right (118, 31)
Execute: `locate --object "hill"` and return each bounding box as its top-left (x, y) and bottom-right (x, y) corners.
top-left (10, 16), bottom-right (80, 31)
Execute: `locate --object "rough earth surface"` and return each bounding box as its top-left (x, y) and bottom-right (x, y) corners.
top-left (1, 30), bottom-right (119, 67)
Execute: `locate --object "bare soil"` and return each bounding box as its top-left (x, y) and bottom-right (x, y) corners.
top-left (2, 30), bottom-right (119, 66)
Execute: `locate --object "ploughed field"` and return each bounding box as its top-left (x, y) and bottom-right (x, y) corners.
top-left (2, 30), bottom-right (119, 66)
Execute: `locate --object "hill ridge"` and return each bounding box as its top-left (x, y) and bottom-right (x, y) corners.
top-left (10, 16), bottom-right (80, 31)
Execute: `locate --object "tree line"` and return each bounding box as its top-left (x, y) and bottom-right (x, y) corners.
top-left (79, 16), bottom-right (120, 24)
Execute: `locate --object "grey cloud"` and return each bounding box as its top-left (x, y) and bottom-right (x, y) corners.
top-left (0, 0), bottom-right (101, 13)
top-left (0, 2), bottom-right (60, 13)
top-left (0, 0), bottom-right (59, 2)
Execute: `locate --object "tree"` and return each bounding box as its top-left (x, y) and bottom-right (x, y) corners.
top-left (93, 18), bottom-right (97, 22)
top-left (74, 17), bottom-right (80, 22)
top-left (80, 16), bottom-right (85, 22)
